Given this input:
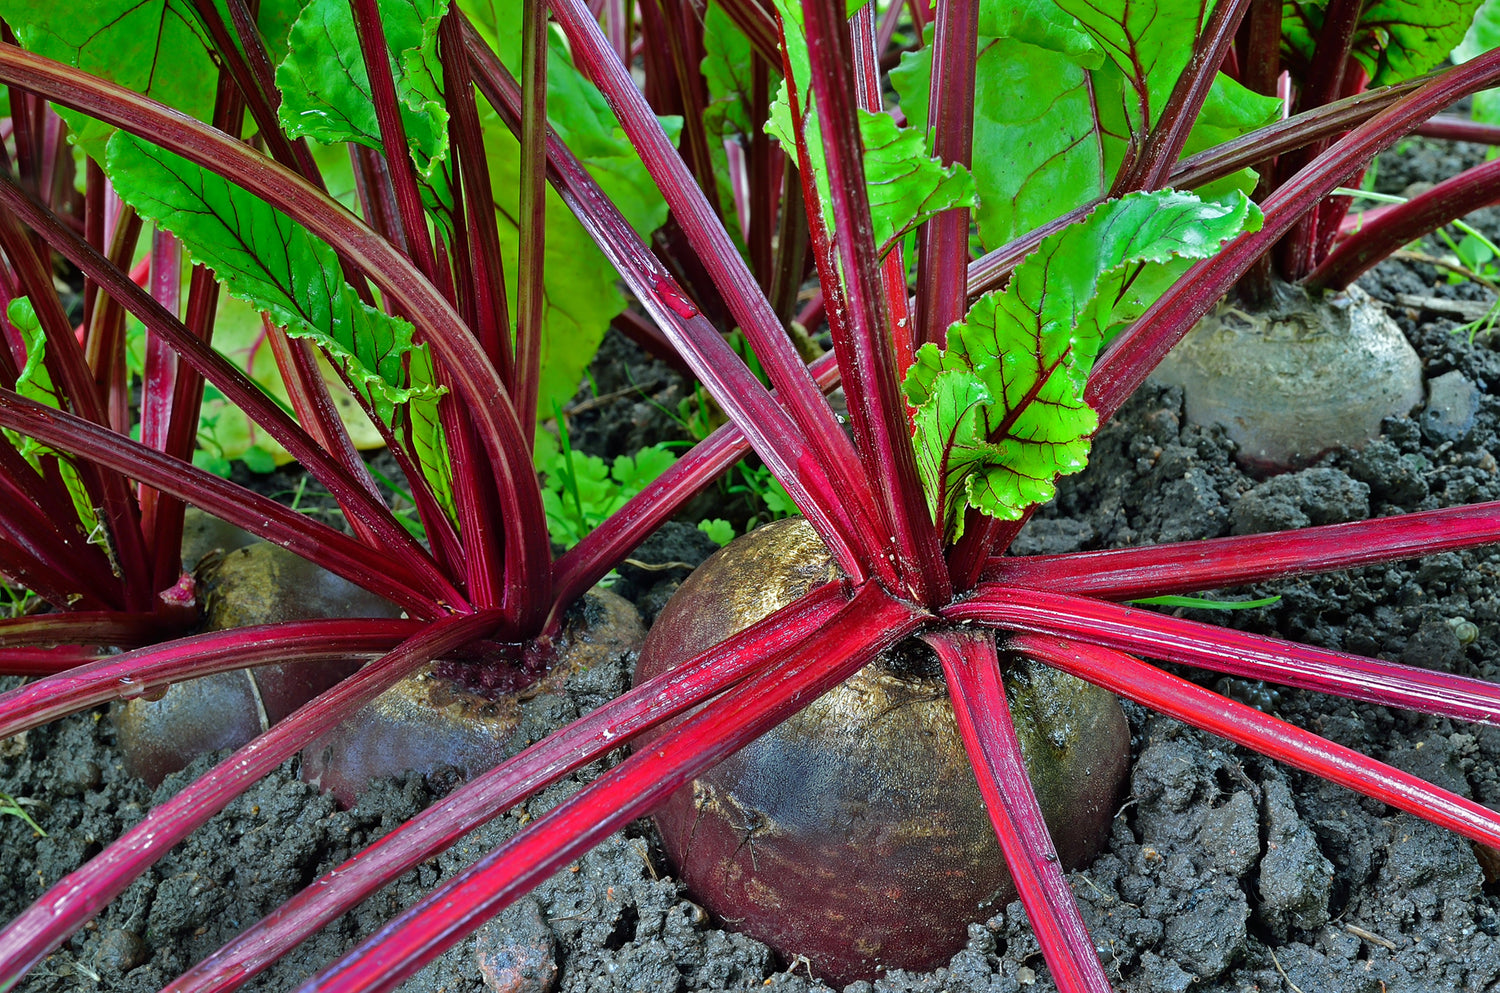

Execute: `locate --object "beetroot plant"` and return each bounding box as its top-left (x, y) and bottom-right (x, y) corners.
top-left (2, 0), bottom-right (1500, 990)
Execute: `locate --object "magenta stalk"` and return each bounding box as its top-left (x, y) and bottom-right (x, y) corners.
top-left (1015, 632), bottom-right (1500, 849)
top-left (0, 610), bottom-right (505, 989)
top-left (0, 619), bottom-right (420, 738)
top-left (294, 586), bottom-right (925, 993)
top-left (986, 500), bottom-right (1500, 599)
top-left (164, 585), bottom-right (850, 993)
top-left (928, 627), bottom-right (1113, 993)
top-left (948, 585), bottom-right (1500, 725)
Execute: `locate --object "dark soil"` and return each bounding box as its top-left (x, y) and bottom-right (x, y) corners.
top-left (9, 136), bottom-right (1500, 993)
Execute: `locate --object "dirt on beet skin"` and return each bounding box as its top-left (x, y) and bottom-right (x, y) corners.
top-left (10, 136), bottom-right (1500, 993)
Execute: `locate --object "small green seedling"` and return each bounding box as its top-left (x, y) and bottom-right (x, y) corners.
top-left (535, 417), bottom-right (679, 549)
top-left (697, 519), bottom-right (736, 546)
top-left (0, 791), bottom-right (46, 837)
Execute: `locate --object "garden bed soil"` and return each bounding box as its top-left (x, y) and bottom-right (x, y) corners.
top-left (8, 137), bottom-right (1500, 993)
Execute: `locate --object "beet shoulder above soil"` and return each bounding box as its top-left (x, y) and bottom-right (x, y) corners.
top-left (9, 138), bottom-right (1500, 993)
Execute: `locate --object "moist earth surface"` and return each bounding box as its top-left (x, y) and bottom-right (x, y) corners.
top-left (8, 137), bottom-right (1500, 993)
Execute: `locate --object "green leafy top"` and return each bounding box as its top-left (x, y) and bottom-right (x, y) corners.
top-left (892, 0), bottom-right (1280, 250)
top-left (278, 0), bottom-right (456, 232)
top-left (3, 299), bottom-right (100, 533)
top-left (859, 111), bottom-right (979, 258)
top-left (3, 0), bottom-right (675, 520)
top-left (278, 0), bottom-right (449, 170)
top-left (105, 132), bottom-right (439, 423)
top-left (1456, 0), bottom-right (1500, 128)
top-left (0, 0), bottom-right (299, 159)
top-left (5, 299), bottom-right (62, 415)
top-left (1285, 0), bottom-right (1489, 87)
top-left (903, 189), bottom-right (1261, 540)
top-left (702, 2), bottom-right (756, 142)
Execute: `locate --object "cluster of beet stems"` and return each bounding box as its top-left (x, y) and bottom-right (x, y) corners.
top-left (1, 0), bottom-right (1500, 991)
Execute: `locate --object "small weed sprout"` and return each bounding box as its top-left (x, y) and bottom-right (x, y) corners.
top-left (0, 791), bottom-right (45, 838)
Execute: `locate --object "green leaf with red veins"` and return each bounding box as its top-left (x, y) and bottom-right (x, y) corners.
top-left (860, 111), bottom-right (978, 258)
top-left (104, 132), bottom-right (440, 423)
top-left (905, 290), bottom-right (1101, 539)
top-left (0, 0), bottom-right (299, 160)
top-left (1055, 0), bottom-right (1214, 107)
top-left (277, 0), bottom-right (455, 233)
top-left (906, 368), bottom-right (1005, 540)
top-left (896, 38), bottom-right (1098, 250)
top-left (701, 2), bottom-right (757, 253)
top-left (892, 1), bottom-right (1279, 250)
top-left (978, 0), bottom-right (1102, 61)
top-left (1054, 0), bottom-right (1284, 186)
top-left (704, 2), bottom-right (757, 141)
top-left (5, 300), bottom-right (62, 416)
top-left (1284, 0), bottom-right (1488, 88)
top-left (903, 189), bottom-right (1260, 540)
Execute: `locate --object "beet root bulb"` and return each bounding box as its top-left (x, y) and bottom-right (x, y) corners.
top-left (114, 542), bottom-right (398, 784)
top-left (303, 588), bottom-right (644, 805)
top-left (635, 519), bottom-right (1131, 986)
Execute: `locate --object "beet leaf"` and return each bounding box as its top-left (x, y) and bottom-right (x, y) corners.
top-left (404, 346), bottom-right (455, 520)
top-left (1456, 1), bottom-right (1500, 128)
top-left (765, 0), bottom-right (975, 256)
top-left (4, 300), bottom-right (99, 536)
top-left (702, 1), bottom-right (756, 226)
top-left (904, 189), bottom-right (1259, 537)
top-left (1284, 0), bottom-right (1488, 86)
top-left (892, 0), bottom-right (1279, 247)
top-left (105, 133), bottom-right (441, 423)
top-left (0, 0), bottom-right (296, 157)
top-left (278, 0), bottom-right (454, 229)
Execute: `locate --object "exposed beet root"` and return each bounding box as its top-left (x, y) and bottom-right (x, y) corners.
top-left (302, 588), bottom-right (644, 806)
top-left (114, 664), bottom-right (366, 786)
top-left (635, 519), bottom-right (1131, 986)
top-left (114, 542), bottom-right (399, 784)
top-left (1152, 281), bottom-right (1423, 473)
